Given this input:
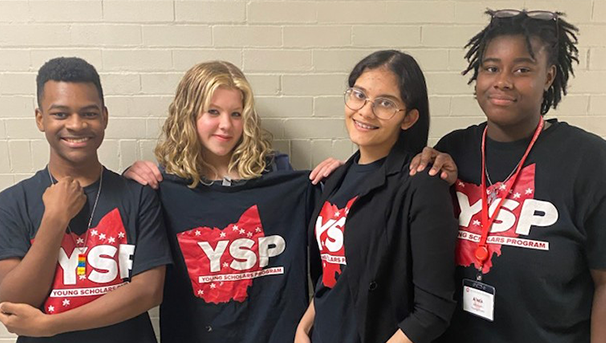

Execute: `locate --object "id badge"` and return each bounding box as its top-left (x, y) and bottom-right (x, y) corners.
top-left (462, 279), bottom-right (495, 321)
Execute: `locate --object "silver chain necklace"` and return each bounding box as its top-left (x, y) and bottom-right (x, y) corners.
top-left (484, 160), bottom-right (521, 186)
top-left (47, 165), bottom-right (103, 254)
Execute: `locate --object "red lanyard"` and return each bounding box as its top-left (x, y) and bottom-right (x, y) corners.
top-left (475, 118), bottom-right (544, 271)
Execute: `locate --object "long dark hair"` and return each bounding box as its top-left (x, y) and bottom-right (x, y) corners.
top-left (348, 50), bottom-right (430, 154)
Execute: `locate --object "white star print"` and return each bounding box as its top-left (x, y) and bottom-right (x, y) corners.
top-left (499, 183), bottom-right (507, 190)
top-left (334, 211), bottom-right (340, 217)
top-left (513, 192), bottom-right (521, 199)
top-left (233, 225), bottom-right (239, 231)
top-left (198, 290), bottom-right (204, 295)
top-left (210, 283), bottom-right (216, 289)
top-left (99, 233), bottom-right (106, 240)
top-left (195, 230), bottom-right (201, 236)
top-left (118, 232), bottom-right (125, 239)
top-left (239, 229), bottom-right (245, 235)
top-left (223, 262), bottom-right (229, 267)
top-left (473, 220), bottom-right (481, 226)
top-left (91, 230), bottom-right (98, 236)
top-left (525, 188), bottom-right (533, 195)
top-left (108, 237), bottom-right (116, 244)
top-left (48, 305), bottom-right (55, 313)
top-left (247, 232), bottom-right (253, 238)
top-left (79, 275), bottom-right (87, 280)
top-left (76, 237), bottom-right (84, 245)
top-left (62, 299), bottom-right (70, 307)
top-left (255, 227), bottom-right (262, 233)
top-left (220, 232), bottom-right (226, 238)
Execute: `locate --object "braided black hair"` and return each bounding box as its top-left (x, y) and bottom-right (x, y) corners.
top-left (463, 9), bottom-right (579, 115)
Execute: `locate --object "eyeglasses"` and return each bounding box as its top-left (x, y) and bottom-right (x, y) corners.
top-left (490, 9), bottom-right (559, 49)
top-left (344, 88), bottom-right (405, 120)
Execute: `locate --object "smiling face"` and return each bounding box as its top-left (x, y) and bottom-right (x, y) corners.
top-left (196, 86), bottom-right (244, 169)
top-left (345, 67), bottom-right (418, 164)
top-left (36, 81), bottom-right (107, 169)
top-left (475, 34), bottom-right (556, 141)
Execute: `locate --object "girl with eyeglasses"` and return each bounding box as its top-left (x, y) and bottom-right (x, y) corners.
top-left (410, 9), bottom-right (606, 342)
top-left (295, 50), bottom-right (458, 343)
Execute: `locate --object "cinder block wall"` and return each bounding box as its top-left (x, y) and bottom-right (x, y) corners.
top-left (0, 0), bottom-right (604, 341)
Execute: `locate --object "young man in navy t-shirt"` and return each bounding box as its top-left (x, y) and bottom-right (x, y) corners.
top-left (0, 57), bottom-right (171, 343)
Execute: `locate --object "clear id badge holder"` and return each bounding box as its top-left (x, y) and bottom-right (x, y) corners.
top-left (462, 275), bottom-right (495, 322)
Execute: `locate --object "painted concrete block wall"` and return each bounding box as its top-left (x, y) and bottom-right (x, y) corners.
top-left (0, 0), bottom-right (604, 341)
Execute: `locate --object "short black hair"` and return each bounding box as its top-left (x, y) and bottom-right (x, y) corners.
top-left (348, 50), bottom-right (430, 154)
top-left (463, 9), bottom-right (579, 115)
top-left (36, 57), bottom-right (104, 107)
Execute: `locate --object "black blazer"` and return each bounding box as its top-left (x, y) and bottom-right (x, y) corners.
top-left (310, 138), bottom-right (458, 343)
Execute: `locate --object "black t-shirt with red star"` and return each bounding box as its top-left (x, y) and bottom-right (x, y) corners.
top-left (157, 170), bottom-right (320, 343)
top-left (312, 157), bottom-right (384, 343)
top-left (0, 167), bottom-right (172, 343)
top-left (435, 120), bottom-right (606, 343)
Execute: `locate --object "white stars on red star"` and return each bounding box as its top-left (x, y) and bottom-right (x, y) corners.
top-left (220, 232), bottom-right (226, 238)
top-left (232, 225), bottom-right (239, 232)
top-left (334, 211), bottom-right (340, 217)
top-left (255, 227), bottom-right (262, 233)
top-left (525, 188), bottom-right (533, 195)
top-left (79, 275), bottom-right (87, 280)
top-left (108, 237), bottom-right (116, 244)
top-left (223, 262), bottom-right (229, 268)
top-left (62, 299), bottom-right (70, 307)
top-left (118, 232), bottom-right (125, 239)
top-left (99, 233), bottom-right (106, 240)
top-left (513, 192), bottom-right (521, 199)
top-left (247, 232), bottom-right (253, 238)
top-left (76, 237), bottom-right (84, 245)
top-left (48, 305), bottom-right (55, 313)
top-left (198, 290), bottom-right (204, 295)
top-left (210, 283), bottom-right (216, 289)
top-left (195, 230), bottom-right (201, 236)
top-left (473, 220), bottom-right (481, 226)
top-left (239, 229), bottom-right (245, 235)
top-left (90, 230), bottom-right (98, 236)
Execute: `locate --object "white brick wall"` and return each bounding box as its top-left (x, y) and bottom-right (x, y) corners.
top-left (0, 0), bottom-right (605, 340)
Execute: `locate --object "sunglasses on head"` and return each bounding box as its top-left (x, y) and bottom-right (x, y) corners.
top-left (491, 9), bottom-right (558, 21)
top-left (489, 9), bottom-right (559, 50)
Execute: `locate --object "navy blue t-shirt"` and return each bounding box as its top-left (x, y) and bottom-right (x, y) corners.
top-left (158, 169), bottom-right (320, 343)
top-left (0, 167), bottom-right (172, 343)
top-left (312, 157), bottom-right (385, 343)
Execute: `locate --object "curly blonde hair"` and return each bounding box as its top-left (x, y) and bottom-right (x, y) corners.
top-left (155, 61), bottom-right (272, 187)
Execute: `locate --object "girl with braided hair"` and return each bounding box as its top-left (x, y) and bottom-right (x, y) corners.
top-left (411, 9), bottom-right (606, 342)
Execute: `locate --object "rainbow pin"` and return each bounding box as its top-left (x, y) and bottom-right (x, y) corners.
top-left (77, 254), bottom-right (86, 276)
